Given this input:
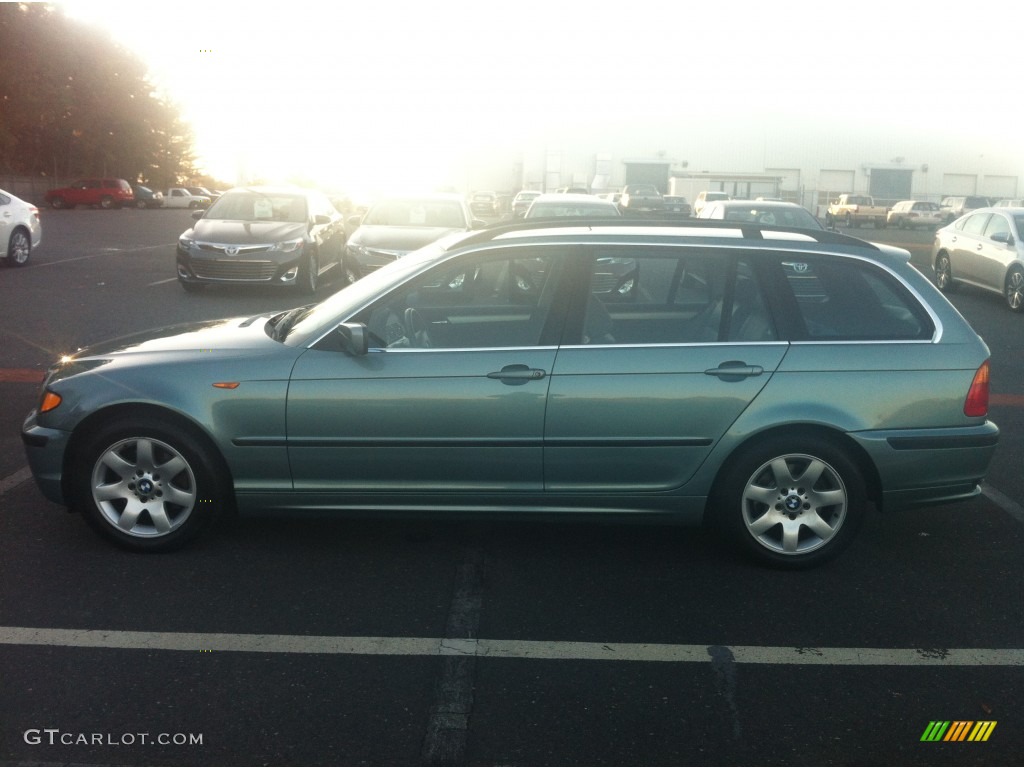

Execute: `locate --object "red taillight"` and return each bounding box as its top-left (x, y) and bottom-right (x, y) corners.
top-left (964, 360), bottom-right (990, 417)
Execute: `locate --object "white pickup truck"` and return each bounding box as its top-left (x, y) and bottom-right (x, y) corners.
top-left (164, 187), bottom-right (211, 209)
top-left (827, 194), bottom-right (888, 228)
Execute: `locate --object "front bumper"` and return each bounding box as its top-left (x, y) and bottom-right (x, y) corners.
top-left (21, 410), bottom-right (70, 506)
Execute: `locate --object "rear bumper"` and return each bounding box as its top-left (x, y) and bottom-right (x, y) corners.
top-left (850, 421), bottom-right (999, 512)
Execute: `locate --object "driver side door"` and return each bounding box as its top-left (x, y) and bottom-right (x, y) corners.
top-left (286, 246), bottom-right (568, 493)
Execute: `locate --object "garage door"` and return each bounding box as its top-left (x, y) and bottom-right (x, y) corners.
top-left (942, 174), bottom-right (977, 195)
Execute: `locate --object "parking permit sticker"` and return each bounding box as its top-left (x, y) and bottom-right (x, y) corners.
top-left (253, 199), bottom-right (273, 219)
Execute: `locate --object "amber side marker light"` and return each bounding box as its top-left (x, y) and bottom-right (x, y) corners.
top-left (212, 382), bottom-right (240, 389)
top-left (40, 391), bottom-right (63, 413)
top-left (964, 360), bottom-right (990, 417)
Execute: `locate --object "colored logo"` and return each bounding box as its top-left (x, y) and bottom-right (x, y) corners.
top-left (921, 721), bottom-right (997, 742)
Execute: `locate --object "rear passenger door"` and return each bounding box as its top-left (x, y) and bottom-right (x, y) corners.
top-left (543, 246), bottom-right (788, 492)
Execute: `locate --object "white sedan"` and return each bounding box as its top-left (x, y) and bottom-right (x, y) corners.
top-left (1, 188), bottom-right (41, 267)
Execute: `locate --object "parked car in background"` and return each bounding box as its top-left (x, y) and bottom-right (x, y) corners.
top-left (556, 186), bottom-right (590, 194)
top-left (827, 194), bottom-right (888, 228)
top-left (512, 190), bottom-right (543, 217)
top-left (524, 193), bottom-right (620, 219)
top-left (595, 192), bottom-right (622, 205)
top-left (933, 207), bottom-right (1024, 311)
top-left (23, 219), bottom-right (997, 569)
top-left (44, 178), bottom-right (134, 209)
top-left (619, 184), bottom-right (665, 214)
top-left (692, 190), bottom-right (731, 217)
top-left (939, 196), bottom-right (990, 224)
top-left (131, 185), bottom-right (164, 209)
top-left (165, 188), bottom-right (212, 209)
top-left (187, 186), bottom-right (221, 201)
top-left (176, 185), bottom-right (346, 294)
top-left (1, 188), bottom-right (41, 267)
top-left (993, 199), bottom-right (1024, 208)
top-left (470, 191), bottom-right (500, 216)
top-left (662, 195), bottom-right (692, 217)
top-left (887, 200), bottom-right (942, 229)
top-left (345, 193), bottom-right (482, 280)
top-left (698, 200), bottom-right (823, 229)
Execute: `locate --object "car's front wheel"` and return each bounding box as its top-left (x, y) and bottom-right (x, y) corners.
top-left (934, 253), bottom-right (955, 292)
top-left (69, 417), bottom-right (228, 551)
top-left (299, 251), bottom-right (319, 294)
top-left (49, 197), bottom-right (67, 210)
top-left (4, 229), bottom-right (31, 267)
top-left (713, 435), bottom-right (867, 568)
top-left (1005, 266), bottom-right (1024, 312)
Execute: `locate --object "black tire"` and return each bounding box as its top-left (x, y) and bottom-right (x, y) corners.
top-left (934, 253), bottom-right (955, 292)
top-left (844, 213), bottom-right (855, 228)
top-left (4, 228), bottom-right (31, 267)
top-left (1005, 266), bottom-right (1024, 312)
top-left (68, 416), bottom-right (228, 552)
top-left (299, 251), bottom-right (319, 294)
top-left (712, 434), bottom-right (867, 568)
top-left (49, 197), bottom-right (67, 210)
top-left (136, 199), bottom-right (148, 210)
top-left (342, 257), bottom-right (360, 287)
top-left (100, 195), bottom-right (114, 209)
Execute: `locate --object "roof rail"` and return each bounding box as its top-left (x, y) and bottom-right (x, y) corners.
top-left (452, 217), bottom-right (881, 250)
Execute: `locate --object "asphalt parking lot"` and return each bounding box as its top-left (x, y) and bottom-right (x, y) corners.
top-left (1, 209), bottom-right (1022, 765)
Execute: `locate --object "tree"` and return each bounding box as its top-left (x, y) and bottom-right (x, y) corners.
top-left (0, 3), bottom-right (196, 183)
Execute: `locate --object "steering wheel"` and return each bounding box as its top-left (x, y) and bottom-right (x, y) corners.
top-left (403, 307), bottom-right (431, 348)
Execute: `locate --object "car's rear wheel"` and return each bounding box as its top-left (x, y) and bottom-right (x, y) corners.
top-left (70, 417), bottom-right (227, 552)
top-left (934, 253), bottom-right (955, 292)
top-left (100, 195), bottom-right (114, 209)
top-left (4, 229), bottom-right (31, 267)
top-left (136, 199), bottom-right (148, 209)
top-left (49, 197), bottom-right (67, 210)
top-left (1005, 266), bottom-right (1024, 312)
top-left (713, 435), bottom-right (867, 568)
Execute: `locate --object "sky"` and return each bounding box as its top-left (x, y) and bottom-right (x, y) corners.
top-left (58, 0), bottom-right (1022, 197)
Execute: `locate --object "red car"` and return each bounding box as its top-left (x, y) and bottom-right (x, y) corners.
top-left (44, 178), bottom-right (134, 209)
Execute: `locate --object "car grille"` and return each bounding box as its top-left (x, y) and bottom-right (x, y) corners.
top-left (191, 260), bottom-right (278, 281)
top-left (197, 243), bottom-right (272, 255)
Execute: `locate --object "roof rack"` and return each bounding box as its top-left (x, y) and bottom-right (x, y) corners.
top-left (452, 217), bottom-right (881, 251)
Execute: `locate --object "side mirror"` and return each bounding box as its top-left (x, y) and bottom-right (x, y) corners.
top-left (314, 214), bottom-right (331, 225)
top-left (336, 322), bottom-right (369, 356)
top-left (991, 231), bottom-right (1013, 245)
top-left (346, 214), bottom-right (363, 228)
top-left (471, 218), bottom-right (488, 229)
top-left (191, 210), bottom-right (204, 220)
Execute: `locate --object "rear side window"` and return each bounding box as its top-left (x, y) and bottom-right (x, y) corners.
top-left (777, 256), bottom-right (933, 340)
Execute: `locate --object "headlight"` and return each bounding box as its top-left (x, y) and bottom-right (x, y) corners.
top-left (270, 238), bottom-right (304, 253)
top-left (178, 234), bottom-right (194, 250)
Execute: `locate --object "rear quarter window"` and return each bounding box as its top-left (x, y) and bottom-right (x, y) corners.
top-left (775, 256), bottom-right (933, 341)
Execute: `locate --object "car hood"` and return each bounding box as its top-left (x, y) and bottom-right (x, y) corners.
top-left (65, 314), bottom-right (286, 362)
top-left (190, 219), bottom-right (307, 244)
top-left (349, 225), bottom-right (465, 252)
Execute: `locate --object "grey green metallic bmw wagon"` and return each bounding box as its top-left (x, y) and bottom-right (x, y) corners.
top-left (22, 220), bottom-right (998, 567)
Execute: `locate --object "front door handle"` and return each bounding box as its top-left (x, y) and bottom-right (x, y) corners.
top-left (487, 364), bottom-right (547, 385)
top-left (705, 361), bottom-right (764, 382)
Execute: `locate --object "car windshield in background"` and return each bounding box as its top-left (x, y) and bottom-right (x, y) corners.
top-left (206, 192), bottom-right (307, 223)
top-left (526, 202), bottom-right (620, 218)
top-left (723, 206), bottom-right (822, 229)
top-left (365, 199), bottom-right (467, 228)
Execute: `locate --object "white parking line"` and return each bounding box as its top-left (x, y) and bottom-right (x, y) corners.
top-left (1, 627), bottom-right (1022, 666)
top-left (982, 483), bottom-right (1024, 523)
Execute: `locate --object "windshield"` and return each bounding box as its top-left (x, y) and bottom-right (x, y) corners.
top-left (205, 191), bottom-right (307, 223)
top-left (364, 199), bottom-right (467, 228)
top-left (723, 205), bottom-right (822, 229)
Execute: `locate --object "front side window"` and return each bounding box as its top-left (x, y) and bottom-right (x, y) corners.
top-left (777, 256), bottom-right (932, 340)
top-left (962, 213), bottom-right (990, 236)
top-left (355, 248), bottom-right (560, 349)
top-left (983, 213), bottom-right (1011, 240)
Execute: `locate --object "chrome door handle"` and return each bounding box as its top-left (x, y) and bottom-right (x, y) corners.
top-left (705, 361), bottom-right (764, 381)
